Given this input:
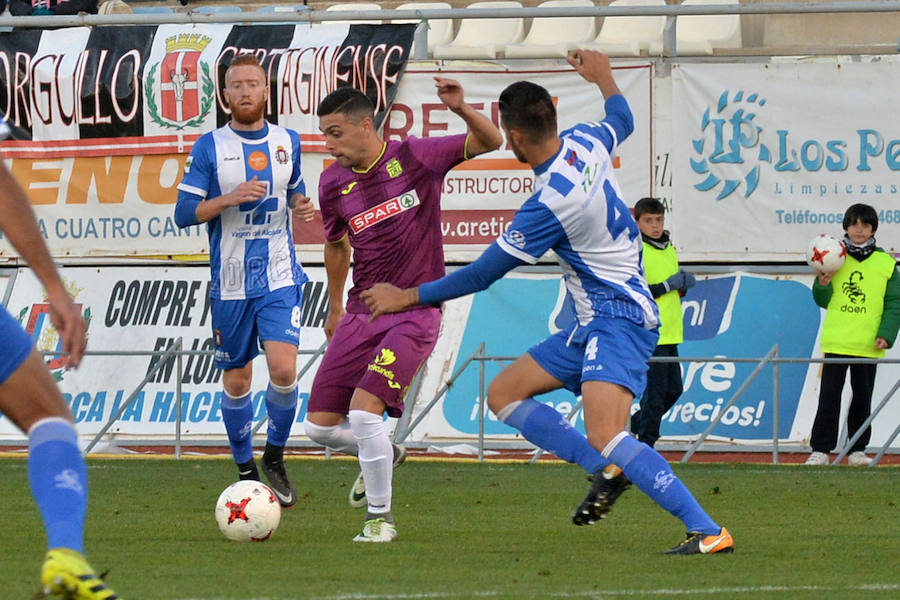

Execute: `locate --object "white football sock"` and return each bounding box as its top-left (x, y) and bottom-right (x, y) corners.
top-left (349, 409), bottom-right (392, 515)
top-left (304, 421), bottom-right (359, 456)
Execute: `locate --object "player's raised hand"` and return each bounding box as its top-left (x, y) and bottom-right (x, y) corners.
top-left (434, 77), bottom-right (465, 112)
top-left (289, 193), bottom-right (316, 222)
top-left (361, 283), bottom-right (418, 319)
top-left (47, 289), bottom-right (87, 369)
top-left (230, 176), bottom-right (268, 206)
top-left (567, 50), bottom-right (619, 97)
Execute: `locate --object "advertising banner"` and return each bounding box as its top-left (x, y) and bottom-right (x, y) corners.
top-left (2, 266), bottom-right (898, 451)
top-left (0, 23), bottom-right (414, 155)
top-left (671, 59), bottom-right (900, 262)
top-left (0, 266), bottom-right (333, 438)
top-left (428, 271), bottom-right (900, 449)
top-left (293, 62), bottom-right (653, 254)
top-left (1, 59), bottom-right (650, 259)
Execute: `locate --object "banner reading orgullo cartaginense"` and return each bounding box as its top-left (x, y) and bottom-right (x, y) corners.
top-left (0, 23), bottom-right (415, 157)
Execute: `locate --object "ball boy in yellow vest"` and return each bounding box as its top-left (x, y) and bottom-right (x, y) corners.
top-left (630, 197), bottom-right (695, 447)
top-left (807, 203), bottom-right (900, 466)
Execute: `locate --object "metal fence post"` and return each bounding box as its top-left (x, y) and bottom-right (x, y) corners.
top-left (175, 337), bottom-right (183, 460)
top-left (681, 345), bottom-right (778, 463)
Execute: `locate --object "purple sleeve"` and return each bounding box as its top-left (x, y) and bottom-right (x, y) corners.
top-left (318, 171), bottom-right (347, 243)
top-left (406, 134), bottom-right (468, 176)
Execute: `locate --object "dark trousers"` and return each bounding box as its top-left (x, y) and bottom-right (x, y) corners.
top-left (810, 354), bottom-right (875, 454)
top-left (631, 344), bottom-right (682, 448)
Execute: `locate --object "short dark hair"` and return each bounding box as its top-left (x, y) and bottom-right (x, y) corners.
top-left (843, 203), bottom-right (878, 233)
top-left (634, 197), bottom-right (665, 219)
top-left (498, 81), bottom-right (557, 143)
top-left (317, 87), bottom-right (375, 121)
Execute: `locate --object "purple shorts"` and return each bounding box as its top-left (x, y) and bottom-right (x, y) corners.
top-left (308, 307), bottom-right (441, 418)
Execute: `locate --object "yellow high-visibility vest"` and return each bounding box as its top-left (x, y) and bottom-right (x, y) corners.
top-left (822, 252), bottom-right (897, 358)
top-left (643, 242), bottom-right (683, 345)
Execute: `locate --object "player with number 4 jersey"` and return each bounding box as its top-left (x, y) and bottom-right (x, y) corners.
top-left (363, 50), bottom-right (733, 555)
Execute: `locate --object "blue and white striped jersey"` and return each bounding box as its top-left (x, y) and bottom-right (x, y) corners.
top-left (496, 115), bottom-right (658, 329)
top-left (177, 123), bottom-right (308, 300)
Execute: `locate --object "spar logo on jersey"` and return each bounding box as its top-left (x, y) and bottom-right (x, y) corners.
top-left (144, 34), bottom-right (216, 130)
top-left (16, 281), bottom-right (91, 382)
top-left (349, 190), bottom-right (420, 233)
top-left (690, 90), bottom-right (771, 201)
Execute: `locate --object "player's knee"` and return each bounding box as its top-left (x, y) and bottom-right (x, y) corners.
top-left (304, 421), bottom-right (337, 446)
top-left (586, 428), bottom-right (618, 451)
top-left (268, 366), bottom-right (296, 388)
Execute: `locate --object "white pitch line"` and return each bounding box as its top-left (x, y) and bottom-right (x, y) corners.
top-left (171, 582), bottom-right (900, 600)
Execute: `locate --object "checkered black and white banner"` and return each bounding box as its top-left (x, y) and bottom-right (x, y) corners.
top-left (0, 23), bottom-right (415, 157)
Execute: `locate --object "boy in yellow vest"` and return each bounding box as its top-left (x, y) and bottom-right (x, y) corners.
top-left (807, 203), bottom-right (900, 466)
top-left (631, 197), bottom-right (695, 447)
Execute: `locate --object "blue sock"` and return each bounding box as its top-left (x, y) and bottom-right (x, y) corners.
top-left (28, 419), bottom-right (87, 552)
top-left (265, 382), bottom-right (297, 448)
top-left (606, 433), bottom-right (720, 534)
top-left (221, 391), bottom-right (254, 464)
top-left (502, 398), bottom-right (609, 474)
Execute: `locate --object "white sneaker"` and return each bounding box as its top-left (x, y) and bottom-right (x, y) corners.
top-left (847, 451), bottom-right (873, 466)
top-left (805, 451), bottom-right (829, 465)
top-left (353, 517), bottom-right (398, 543)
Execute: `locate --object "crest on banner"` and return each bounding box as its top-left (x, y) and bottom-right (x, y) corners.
top-left (145, 34), bottom-right (216, 130)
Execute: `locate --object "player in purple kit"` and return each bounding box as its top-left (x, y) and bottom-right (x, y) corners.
top-left (304, 82), bottom-right (503, 542)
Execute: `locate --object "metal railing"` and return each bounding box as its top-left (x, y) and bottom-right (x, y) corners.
top-left (2, 2), bottom-right (900, 58)
top-left (24, 341), bottom-right (900, 466)
top-left (408, 343), bottom-right (900, 466)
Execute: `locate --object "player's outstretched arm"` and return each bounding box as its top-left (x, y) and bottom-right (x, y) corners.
top-left (567, 50), bottom-right (620, 98)
top-left (0, 163), bottom-right (86, 368)
top-left (362, 284), bottom-right (419, 318)
top-left (363, 243), bottom-right (524, 319)
top-left (434, 77), bottom-right (503, 158)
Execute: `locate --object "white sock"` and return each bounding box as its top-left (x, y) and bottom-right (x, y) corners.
top-left (349, 409), bottom-right (392, 515)
top-left (304, 421), bottom-right (359, 456)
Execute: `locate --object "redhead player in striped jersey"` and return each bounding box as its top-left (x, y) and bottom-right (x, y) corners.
top-left (175, 54), bottom-right (315, 507)
top-left (363, 50), bottom-right (733, 555)
top-left (305, 82), bottom-right (502, 542)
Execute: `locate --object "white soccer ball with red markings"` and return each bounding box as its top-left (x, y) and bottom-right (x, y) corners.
top-left (215, 480), bottom-right (281, 542)
top-left (806, 234), bottom-right (846, 274)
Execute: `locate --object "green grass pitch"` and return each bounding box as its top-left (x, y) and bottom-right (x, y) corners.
top-left (1, 457), bottom-right (898, 599)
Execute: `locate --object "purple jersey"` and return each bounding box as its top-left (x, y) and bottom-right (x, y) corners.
top-left (319, 134), bottom-right (467, 313)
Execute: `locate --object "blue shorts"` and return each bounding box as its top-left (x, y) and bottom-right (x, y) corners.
top-left (0, 306), bottom-right (35, 384)
top-left (210, 285), bottom-right (302, 370)
top-left (528, 316), bottom-right (659, 399)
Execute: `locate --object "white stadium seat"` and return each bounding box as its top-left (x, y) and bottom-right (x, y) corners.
top-left (585, 0), bottom-right (665, 57)
top-left (505, 0), bottom-right (597, 59)
top-left (394, 2), bottom-right (456, 55)
top-left (325, 3), bottom-right (384, 25)
top-left (433, 1), bottom-right (526, 60)
top-left (648, 0), bottom-right (742, 55)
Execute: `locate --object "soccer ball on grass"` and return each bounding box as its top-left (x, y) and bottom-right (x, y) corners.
top-left (215, 480), bottom-right (281, 542)
top-left (805, 234), bottom-right (846, 274)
